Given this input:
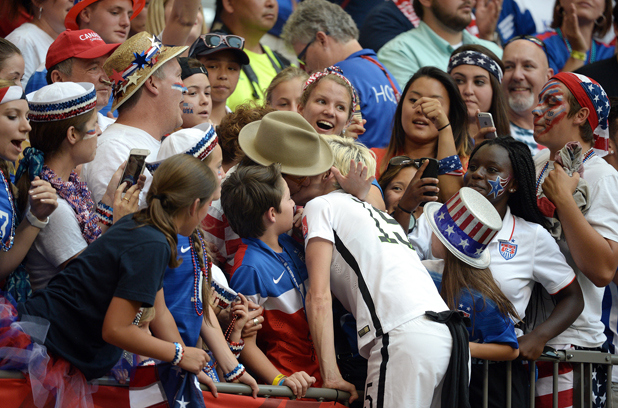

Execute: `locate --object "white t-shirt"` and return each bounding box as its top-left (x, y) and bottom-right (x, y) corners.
top-left (97, 112), bottom-right (115, 132)
top-left (6, 23), bottom-right (53, 85)
top-left (535, 150), bottom-right (618, 347)
top-left (409, 206), bottom-right (576, 335)
top-left (82, 123), bottom-right (160, 208)
top-left (25, 198), bottom-right (88, 291)
top-left (302, 190), bottom-right (448, 358)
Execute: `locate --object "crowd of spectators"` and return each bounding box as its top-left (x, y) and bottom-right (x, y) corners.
top-left (1, 0), bottom-right (618, 408)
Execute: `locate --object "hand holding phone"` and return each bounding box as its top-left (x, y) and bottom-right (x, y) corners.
top-left (119, 149), bottom-right (150, 191)
top-left (477, 112), bottom-right (497, 139)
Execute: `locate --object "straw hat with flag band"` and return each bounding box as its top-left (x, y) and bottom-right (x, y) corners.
top-left (146, 123), bottom-right (218, 173)
top-left (65, 0), bottom-right (146, 31)
top-left (424, 187), bottom-right (502, 269)
top-left (238, 111), bottom-right (334, 177)
top-left (27, 82), bottom-right (97, 122)
top-left (103, 31), bottom-right (187, 111)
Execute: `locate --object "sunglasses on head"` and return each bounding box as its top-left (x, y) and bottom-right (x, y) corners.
top-left (506, 35), bottom-right (547, 53)
top-left (189, 33), bottom-right (245, 56)
top-left (386, 156), bottom-right (422, 172)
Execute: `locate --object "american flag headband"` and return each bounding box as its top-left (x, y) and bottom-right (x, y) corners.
top-left (553, 72), bottom-right (610, 157)
top-left (447, 50), bottom-right (503, 83)
top-left (303, 66), bottom-right (358, 111)
top-left (0, 86), bottom-right (26, 105)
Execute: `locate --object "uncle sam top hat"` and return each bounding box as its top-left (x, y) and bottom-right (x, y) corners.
top-left (424, 187), bottom-right (502, 269)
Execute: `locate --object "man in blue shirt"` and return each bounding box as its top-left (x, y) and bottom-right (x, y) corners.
top-left (282, 0), bottom-right (401, 149)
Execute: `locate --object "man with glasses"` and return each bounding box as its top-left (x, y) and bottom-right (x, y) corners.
top-left (282, 0), bottom-right (401, 149)
top-left (502, 36), bottom-right (554, 156)
top-left (209, 0), bottom-right (290, 110)
top-left (377, 0), bottom-right (503, 88)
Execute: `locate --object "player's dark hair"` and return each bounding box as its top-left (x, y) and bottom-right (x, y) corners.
top-left (220, 163), bottom-right (285, 239)
top-left (469, 137), bottom-right (550, 229)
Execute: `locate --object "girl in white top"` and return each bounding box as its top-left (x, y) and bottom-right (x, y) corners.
top-left (408, 136), bottom-right (584, 358)
top-left (16, 82), bottom-right (141, 290)
top-left (5, 0), bottom-right (73, 85)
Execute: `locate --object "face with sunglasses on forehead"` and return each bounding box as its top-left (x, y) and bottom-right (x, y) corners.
top-left (378, 156), bottom-right (439, 218)
top-left (191, 34), bottom-right (246, 125)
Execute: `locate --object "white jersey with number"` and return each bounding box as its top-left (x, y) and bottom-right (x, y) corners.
top-left (302, 190), bottom-right (448, 358)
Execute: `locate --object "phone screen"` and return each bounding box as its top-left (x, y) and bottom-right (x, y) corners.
top-left (119, 154), bottom-right (147, 190)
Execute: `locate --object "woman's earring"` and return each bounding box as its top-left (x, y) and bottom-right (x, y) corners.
top-left (39, 7), bottom-right (42, 19)
top-left (595, 14), bottom-right (607, 27)
top-left (509, 188), bottom-right (516, 193)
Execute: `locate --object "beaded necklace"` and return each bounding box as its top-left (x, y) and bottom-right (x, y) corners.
top-left (536, 148), bottom-right (596, 196)
top-left (557, 28), bottom-right (597, 64)
top-left (0, 169), bottom-right (16, 252)
top-left (188, 229), bottom-right (211, 316)
top-left (40, 166), bottom-right (101, 244)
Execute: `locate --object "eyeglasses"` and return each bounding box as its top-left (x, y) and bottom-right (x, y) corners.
top-left (386, 156), bottom-right (422, 173)
top-left (189, 33), bottom-right (245, 56)
top-left (296, 31), bottom-right (329, 71)
top-left (506, 35), bottom-right (547, 53)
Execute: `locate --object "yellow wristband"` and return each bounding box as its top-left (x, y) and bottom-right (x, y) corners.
top-left (272, 374), bottom-right (286, 386)
top-left (570, 50), bottom-right (586, 61)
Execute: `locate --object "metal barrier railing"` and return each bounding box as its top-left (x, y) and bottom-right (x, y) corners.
top-left (0, 370), bottom-right (352, 406)
top-left (478, 350), bottom-right (618, 408)
top-left (3, 350), bottom-right (615, 407)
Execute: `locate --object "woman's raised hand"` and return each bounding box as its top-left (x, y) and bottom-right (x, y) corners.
top-left (28, 177), bottom-right (58, 220)
top-left (413, 97), bottom-right (449, 131)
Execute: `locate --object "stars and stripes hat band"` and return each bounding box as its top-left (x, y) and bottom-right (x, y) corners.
top-left (424, 187), bottom-right (503, 269)
top-left (27, 82), bottom-right (96, 122)
top-left (552, 72), bottom-right (610, 157)
top-left (448, 49), bottom-right (503, 83)
top-left (0, 86), bottom-right (26, 105)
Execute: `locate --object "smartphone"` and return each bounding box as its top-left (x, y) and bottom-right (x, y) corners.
top-left (477, 112), bottom-right (497, 139)
top-left (419, 157), bottom-right (439, 201)
top-left (352, 103), bottom-right (362, 122)
top-left (119, 148), bottom-right (150, 190)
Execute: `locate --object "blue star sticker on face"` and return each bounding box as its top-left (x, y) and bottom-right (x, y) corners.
top-left (487, 175), bottom-right (508, 198)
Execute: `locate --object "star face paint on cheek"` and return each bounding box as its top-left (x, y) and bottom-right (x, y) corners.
top-left (487, 175), bottom-right (510, 198)
top-left (534, 82), bottom-right (568, 137)
top-left (182, 103), bottom-right (194, 114)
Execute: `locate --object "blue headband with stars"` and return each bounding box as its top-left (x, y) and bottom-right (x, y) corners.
top-left (447, 50), bottom-right (503, 83)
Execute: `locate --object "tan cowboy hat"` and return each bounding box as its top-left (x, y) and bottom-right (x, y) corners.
top-left (103, 31), bottom-right (187, 111)
top-left (238, 111), bottom-right (334, 177)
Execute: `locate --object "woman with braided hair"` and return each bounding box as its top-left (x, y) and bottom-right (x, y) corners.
top-left (408, 136), bottom-right (584, 407)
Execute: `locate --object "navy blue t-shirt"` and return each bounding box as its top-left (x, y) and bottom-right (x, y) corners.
top-left (18, 215), bottom-right (171, 380)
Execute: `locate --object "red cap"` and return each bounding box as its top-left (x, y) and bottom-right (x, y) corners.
top-left (65, 0), bottom-right (145, 31)
top-left (45, 29), bottom-right (120, 70)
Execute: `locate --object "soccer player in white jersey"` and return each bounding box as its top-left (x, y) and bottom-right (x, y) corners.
top-left (301, 136), bottom-right (466, 407)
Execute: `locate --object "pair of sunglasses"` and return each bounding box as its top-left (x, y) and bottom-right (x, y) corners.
top-left (506, 35), bottom-right (547, 53)
top-left (189, 33), bottom-right (245, 56)
top-left (386, 156), bottom-right (422, 173)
